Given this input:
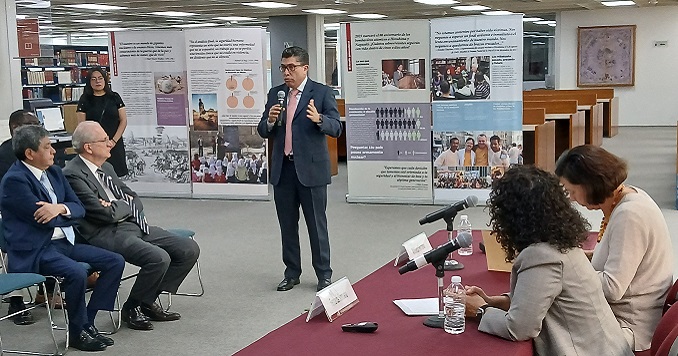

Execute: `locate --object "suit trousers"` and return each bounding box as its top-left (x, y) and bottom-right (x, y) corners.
top-left (41, 239), bottom-right (125, 334)
top-left (87, 222), bottom-right (200, 306)
top-left (273, 157), bottom-right (331, 280)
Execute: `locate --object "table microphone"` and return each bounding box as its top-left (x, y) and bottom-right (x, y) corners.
top-left (418, 195), bottom-right (478, 225)
top-left (276, 90), bottom-right (286, 126)
top-left (398, 232), bottom-right (472, 275)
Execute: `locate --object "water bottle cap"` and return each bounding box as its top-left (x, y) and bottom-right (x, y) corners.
top-left (451, 276), bottom-right (461, 283)
top-left (460, 215), bottom-right (468, 220)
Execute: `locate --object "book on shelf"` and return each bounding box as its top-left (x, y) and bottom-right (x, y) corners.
top-left (56, 71), bottom-right (73, 84)
top-left (43, 71), bottom-right (54, 84)
top-left (87, 53), bottom-right (99, 66)
top-left (98, 53), bottom-right (109, 66)
top-left (59, 49), bottom-right (77, 66)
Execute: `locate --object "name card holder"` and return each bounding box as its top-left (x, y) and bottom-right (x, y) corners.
top-left (394, 232), bottom-right (432, 266)
top-left (306, 277), bottom-right (359, 322)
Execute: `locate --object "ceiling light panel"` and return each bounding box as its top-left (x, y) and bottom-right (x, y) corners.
top-left (62, 4), bottom-right (128, 11)
top-left (453, 5), bottom-right (490, 11)
top-left (303, 9), bottom-right (347, 15)
top-left (73, 19), bottom-right (121, 24)
top-left (213, 16), bottom-right (256, 21)
top-left (150, 11), bottom-right (198, 17)
top-left (349, 13), bottom-right (388, 18)
top-left (241, 2), bottom-right (296, 8)
top-left (413, 0), bottom-right (460, 5)
top-left (601, 0), bottom-right (636, 6)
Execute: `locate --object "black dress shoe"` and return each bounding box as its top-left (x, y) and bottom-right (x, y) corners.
top-left (140, 302), bottom-right (181, 321)
top-left (85, 325), bottom-right (114, 346)
top-left (317, 278), bottom-right (332, 292)
top-left (121, 306), bottom-right (154, 330)
top-left (277, 278), bottom-right (300, 291)
top-left (70, 330), bottom-right (107, 352)
top-left (7, 302), bottom-right (35, 326)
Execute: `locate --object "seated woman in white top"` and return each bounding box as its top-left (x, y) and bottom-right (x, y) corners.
top-left (465, 166), bottom-right (632, 356)
top-left (555, 145), bottom-right (674, 353)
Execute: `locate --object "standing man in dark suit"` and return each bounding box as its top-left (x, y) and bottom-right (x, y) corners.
top-left (0, 125), bottom-right (124, 351)
top-left (64, 121), bottom-right (200, 330)
top-left (257, 46), bottom-right (342, 292)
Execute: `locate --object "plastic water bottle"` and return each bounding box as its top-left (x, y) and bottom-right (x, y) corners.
top-left (457, 215), bottom-right (473, 256)
top-left (443, 276), bottom-right (466, 334)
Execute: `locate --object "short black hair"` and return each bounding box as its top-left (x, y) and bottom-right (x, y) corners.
top-left (9, 109), bottom-right (32, 126)
top-left (13, 125), bottom-right (49, 161)
top-left (439, 80), bottom-right (451, 94)
top-left (490, 135), bottom-right (501, 143)
top-left (281, 46), bottom-right (309, 65)
top-left (488, 165), bottom-right (590, 262)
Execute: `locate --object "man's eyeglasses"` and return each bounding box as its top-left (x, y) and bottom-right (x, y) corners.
top-left (279, 64), bottom-right (305, 72)
top-left (86, 138), bottom-right (110, 145)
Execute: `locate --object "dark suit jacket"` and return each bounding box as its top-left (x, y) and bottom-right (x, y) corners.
top-left (257, 79), bottom-right (342, 187)
top-left (0, 139), bottom-right (15, 181)
top-left (63, 156), bottom-right (143, 241)
top-left (0, 162), bottom-right (85, 273)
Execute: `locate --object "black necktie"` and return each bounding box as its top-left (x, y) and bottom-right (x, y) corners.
top-left (97, 169), bottom-right (150, 234)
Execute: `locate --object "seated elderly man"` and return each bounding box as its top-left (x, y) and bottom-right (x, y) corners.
top-left (64, 121), bottom-right (200, 331)
top-left (0, 125), bottom-right (124, 351)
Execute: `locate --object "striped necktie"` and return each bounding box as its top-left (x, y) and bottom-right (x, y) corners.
top-left (96, 169), bottom-right (150, 234)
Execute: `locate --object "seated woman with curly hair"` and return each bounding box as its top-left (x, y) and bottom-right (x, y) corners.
top-left (464, 166), bottom-right (632, 356)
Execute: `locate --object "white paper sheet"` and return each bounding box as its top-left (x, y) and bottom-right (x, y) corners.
top-left (393, 298), bottom-right (438, 316)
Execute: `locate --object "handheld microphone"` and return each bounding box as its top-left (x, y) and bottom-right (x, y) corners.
top-left (418, 196), bottom-right (478, 225)
top-left (276, 90), bottom-right (286, 126)
top-left (398, 232), bottom-right (472, 275)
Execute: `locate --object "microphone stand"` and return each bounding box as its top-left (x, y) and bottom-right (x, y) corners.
top-left (423, 257), bottom-right (447, 328)
top-left (443, 213), bottom-right (464, 271)
top-left (423, 212), bottom-right (463, 329)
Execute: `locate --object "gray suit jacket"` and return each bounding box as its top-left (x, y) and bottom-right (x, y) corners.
top-left (479, 243), bottom-right (633, 356)
top-left (63, 155), bottom-right (143, 241)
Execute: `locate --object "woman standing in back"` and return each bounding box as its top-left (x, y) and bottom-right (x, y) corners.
top-left (555, 145), bottom-right (673, 353)
top-left (76, 67), bottom-right (128, 177)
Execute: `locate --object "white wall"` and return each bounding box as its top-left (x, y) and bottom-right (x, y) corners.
top-left (555, 7), bottom-right (678, 126)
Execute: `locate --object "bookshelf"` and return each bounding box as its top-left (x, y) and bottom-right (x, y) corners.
top-left (21, 45), bottom-right (109, 105)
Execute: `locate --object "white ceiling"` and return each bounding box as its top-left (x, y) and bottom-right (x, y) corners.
top-left (15, 0), bottom-right (678, 40)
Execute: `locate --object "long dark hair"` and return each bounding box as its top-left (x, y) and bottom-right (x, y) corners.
top-left (83, 67), bottom-right (112, 97)
top-left (488, 165), bottom-right (590, 262)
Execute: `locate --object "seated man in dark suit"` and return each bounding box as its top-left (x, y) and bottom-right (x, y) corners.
top-left (64, 121), bottom-right (200, 331)
top-left (0, 125), bottom-right (124, 351)
top-left (0, 109), bottom-right (41, 325)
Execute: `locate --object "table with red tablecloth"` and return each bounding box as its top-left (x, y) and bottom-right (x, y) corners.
top-left (235, 229), bottom-right (537, 355)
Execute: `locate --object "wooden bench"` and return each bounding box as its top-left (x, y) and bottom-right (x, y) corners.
top-left (524, 92), bottom-right (603, 146)
top-left (522, 108), bottom-right (556, 172)
top-left (529, 88), bottom-right (617, 138)
top-left (523, 100), bottom-right (585, 159)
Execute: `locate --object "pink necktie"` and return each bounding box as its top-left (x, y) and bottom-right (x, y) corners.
top-left (284, 89), bottom-right (299, 155)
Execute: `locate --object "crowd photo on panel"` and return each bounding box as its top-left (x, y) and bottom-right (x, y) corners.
top-left (432, 132), bottom-right (521, 189)
top-left (1, 43), bottom-right (676, 356)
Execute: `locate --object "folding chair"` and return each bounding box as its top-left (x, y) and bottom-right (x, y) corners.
top-left (158, 228), bottom-right (204, 311)
top-left (0, 273), bottom-right (62, 356)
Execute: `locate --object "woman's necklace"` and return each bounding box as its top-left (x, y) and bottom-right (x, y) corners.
top-left (598, 184), bottom-right (625, 242)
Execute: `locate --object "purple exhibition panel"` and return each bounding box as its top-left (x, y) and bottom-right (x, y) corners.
top-left (156, 93), bottom-right (188, 126)
top-left (346, 102), bottom-right (432, 162)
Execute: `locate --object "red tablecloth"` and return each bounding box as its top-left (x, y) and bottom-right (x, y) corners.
top-left (235, 230), bottom-right (533, 356)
